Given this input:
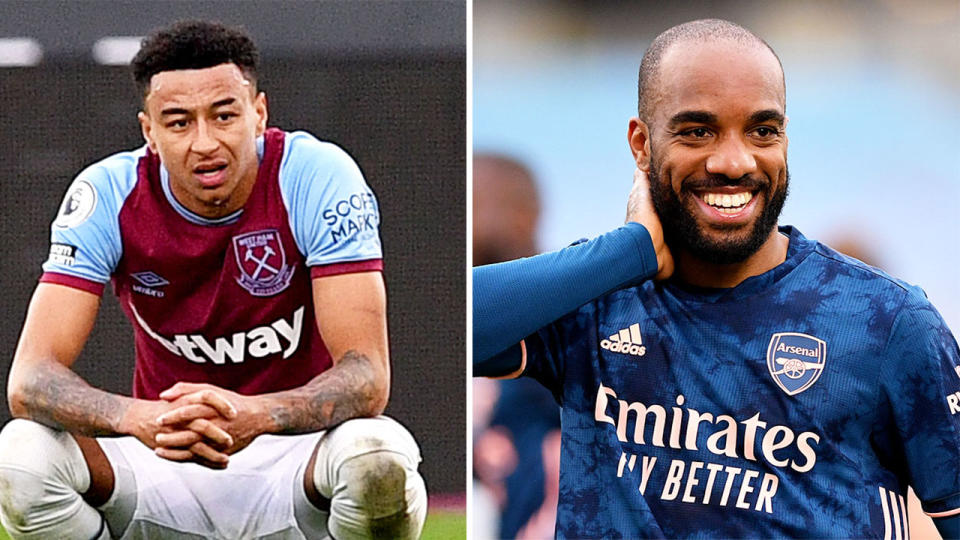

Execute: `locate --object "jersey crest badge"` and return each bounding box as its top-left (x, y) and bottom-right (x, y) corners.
top-left (233, 229), bottom-right (295, 297)
top-left (766, 332), bottom-right (827, 396)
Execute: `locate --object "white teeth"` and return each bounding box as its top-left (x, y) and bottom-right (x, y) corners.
top-left (702, 191), bottom-right (752, 210)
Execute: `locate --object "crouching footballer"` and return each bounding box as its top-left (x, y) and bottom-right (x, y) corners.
top-left (0, 20), bottom-right (426, 539)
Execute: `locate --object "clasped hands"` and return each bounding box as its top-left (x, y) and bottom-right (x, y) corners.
top-left (123, 382), bottom-right (266, 469)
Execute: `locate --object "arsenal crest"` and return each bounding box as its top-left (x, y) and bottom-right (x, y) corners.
top-left (233, 229), bottom-right (295, 296)
top-left (766, 332), bottom-right (827, 396)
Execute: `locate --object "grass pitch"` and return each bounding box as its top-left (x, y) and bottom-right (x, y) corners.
top-left (421, 508), bottom-right (466, 539)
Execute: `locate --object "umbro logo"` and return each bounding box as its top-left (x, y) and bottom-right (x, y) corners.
top-left (600, 323), bottom-right (647, 357)
top-left (132, 271), bottom-right (169, 287)
top-left (130, 271), bottom-right (169, 298)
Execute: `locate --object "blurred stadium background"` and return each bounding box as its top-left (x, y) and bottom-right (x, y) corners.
top-left (0, 1), bottom-right (465, 537)
top-left (474, 0), bottom-right (957, 538)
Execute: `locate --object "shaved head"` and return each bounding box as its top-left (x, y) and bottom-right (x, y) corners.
top-left (638, 19), bottom-right (784, 125)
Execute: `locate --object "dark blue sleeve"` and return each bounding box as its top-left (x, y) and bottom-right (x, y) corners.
top-left (473, 222), bottom-right (657, 376)
top-left (879, 291), bottom-right (960, 518)
top-left (934, 514), bottom-right (960, 539)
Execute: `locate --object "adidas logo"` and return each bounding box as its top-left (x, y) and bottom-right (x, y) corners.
top-left (600, 323), bottom-right (647, 356)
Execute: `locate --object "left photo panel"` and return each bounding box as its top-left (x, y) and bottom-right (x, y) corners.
top-left (0, 2), bottom-right (465, 539)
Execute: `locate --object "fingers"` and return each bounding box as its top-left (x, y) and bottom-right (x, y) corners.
top-left (184, 418), bottom-right (234, 449)
top-left (155, 442), bottom-right (229, 469)
top-left (155, 429), bottom-right (203, 448)
top-left (153, 418), bottom-right (232, 447)
top-left (158, 390), bottom-right (238, 422)
top-left (160, 384), bottom-right (238, 418)
top-left (159, 382), bottom-right (208, 401)
top-left (625, 168), bottom-right (652, 223)
top-left (156, 404), bottom-right (218, 426)
top-left (626, 167), bottom-right (674, 281)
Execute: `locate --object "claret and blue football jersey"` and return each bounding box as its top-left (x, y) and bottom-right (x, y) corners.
top-left (522, 227), bottom-right (960, 538)
top-left (41, 129), bottom-right (382, 398)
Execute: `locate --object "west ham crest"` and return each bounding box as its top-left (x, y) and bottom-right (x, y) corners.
top-left (233, 229), bottom-right (295, 296)
top-left (766, 332), bottom-right (827, 396)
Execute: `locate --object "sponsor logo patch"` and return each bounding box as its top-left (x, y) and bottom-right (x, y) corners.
top-left (54, 180), bottom-right (97, 229)
top-left (766, 332), bottom-right (827, 396)
top-left (321, 191), bottom-right (379, 245)
top-left (131, 302), bottom-right (305, 364)
top-left (232, 229), bottom-right (295, 296)
top-left (48, 243), bottom-right (77, 266)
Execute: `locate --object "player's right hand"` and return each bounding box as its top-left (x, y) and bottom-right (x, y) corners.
top-left (118, 398), bottom-right (234, 469)
top-left (625, 168), bottom-right (673, 280)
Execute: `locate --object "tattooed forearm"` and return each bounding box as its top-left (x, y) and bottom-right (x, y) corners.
top-left (266, 350), bottom-right (388, 434)
top-left (13, 360), bottom-right (133, 437)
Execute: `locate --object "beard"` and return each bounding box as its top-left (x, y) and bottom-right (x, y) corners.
top-left (648, 157), bottom-right (789, 265)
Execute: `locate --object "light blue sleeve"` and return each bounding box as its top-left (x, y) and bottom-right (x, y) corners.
top-left (278, 131), bottom-right (382, 266)
top-left (41, 149), bottom-right (142, 283)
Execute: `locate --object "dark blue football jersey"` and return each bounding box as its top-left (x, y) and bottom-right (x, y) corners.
top-left (523, 226), bottom-right (960, 538)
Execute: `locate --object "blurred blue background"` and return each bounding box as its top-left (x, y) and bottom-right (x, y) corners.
top-left (474, 0), bottom-right (960, 331)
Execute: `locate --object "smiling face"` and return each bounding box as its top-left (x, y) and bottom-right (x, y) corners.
top-left (139, 63), bottom-right (267, 218)
top-left (630, 40), bottom-right (788, 265)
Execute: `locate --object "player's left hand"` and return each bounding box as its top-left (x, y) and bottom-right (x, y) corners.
top-left (154, 382), bottom-right (268, 463)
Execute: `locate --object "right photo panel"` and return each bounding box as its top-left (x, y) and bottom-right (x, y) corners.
top-left (472, 1), bottom-right (959, 539)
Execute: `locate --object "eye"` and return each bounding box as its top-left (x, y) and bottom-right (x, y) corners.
top-left (216, 112), bottom-right (237, 122)
top-left (167, 119), bottom-right (189, 129)
top-left (752, 126), bottom-right (780, 139)
top-left (678, 127), bottom-right (712, 140)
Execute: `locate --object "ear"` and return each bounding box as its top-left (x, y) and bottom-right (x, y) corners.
top-left (627, 117), bottom-right (652, 172)
top-left (254, 92), bottom-right (268, 137)
top-left (138, 111), bottom-right (158, 153)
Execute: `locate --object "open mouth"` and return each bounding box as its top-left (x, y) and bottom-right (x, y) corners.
top-left (689, 188), bottom-right (762, 221)
top-left (699, 191), bottom-right (754, 214)
top-left (195, 163), bottom-right (227, 176)
top-left (193, 162), bottom-right (229, 188)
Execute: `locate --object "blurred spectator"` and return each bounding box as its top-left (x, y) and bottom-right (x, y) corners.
top-left (473, 154), bottom-right (560, 539)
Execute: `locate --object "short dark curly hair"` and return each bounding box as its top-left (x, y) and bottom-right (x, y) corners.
top-left (131, 20), bottom-right (260, 98)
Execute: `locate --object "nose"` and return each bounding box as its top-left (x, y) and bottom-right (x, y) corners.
top-left (191, 119), bottom-right (219, 155)
top-left (705, 134), bottom-right (757, 180)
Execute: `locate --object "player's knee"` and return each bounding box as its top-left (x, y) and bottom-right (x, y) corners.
top-left (330, 449), bottom-right (427, 540)
top-left (339, 449), bottom-right (410, 515)
top-left (320, 418), bottom-right (427, 539)
top-left (0, 419), bottom-right (94, 538)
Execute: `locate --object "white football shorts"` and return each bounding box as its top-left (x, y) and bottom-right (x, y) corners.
top-left (95, 416), bottom-right (423, 540)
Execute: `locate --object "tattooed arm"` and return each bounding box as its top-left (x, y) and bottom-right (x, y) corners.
top-left (264, 270), bottom-right (391, 432)
top-left (156, 271), bottom-right (390, 454)
top-left (7, 283), bottom-right (129, 434)
top-left (8, 283), bottom-right (235, 465)
top-left (262, 347), bottom-right (389, 434)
